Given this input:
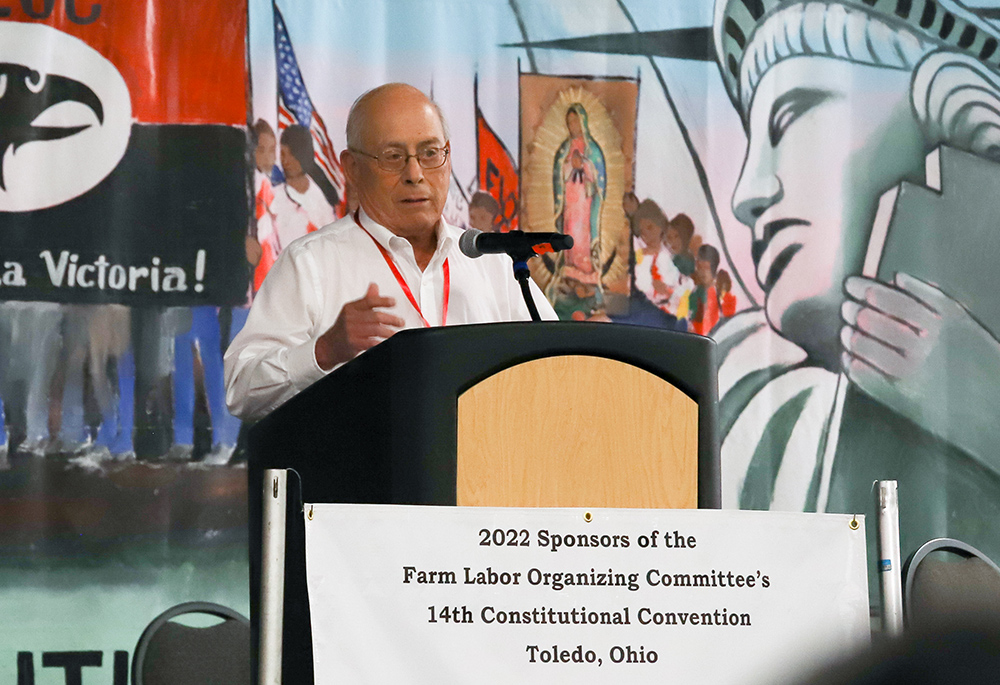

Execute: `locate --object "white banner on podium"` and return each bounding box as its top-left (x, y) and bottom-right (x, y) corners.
top-left (304, 506), bottom-right (869, 684)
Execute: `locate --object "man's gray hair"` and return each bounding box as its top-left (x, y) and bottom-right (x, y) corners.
top-left (345, 83), bottom-right (450, 151)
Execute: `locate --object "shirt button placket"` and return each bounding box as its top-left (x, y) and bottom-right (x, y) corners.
top-left (419, 276), bottom-right (433, 319)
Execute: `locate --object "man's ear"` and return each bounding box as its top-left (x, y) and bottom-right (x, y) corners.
top-left (341, 149), bottom-right (358, 183)
top-left (913, 49), bottom-right (1000, 162)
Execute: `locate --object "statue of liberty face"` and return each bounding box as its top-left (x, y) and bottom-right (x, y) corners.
top-left (731, 55), bottom-right (928, 369)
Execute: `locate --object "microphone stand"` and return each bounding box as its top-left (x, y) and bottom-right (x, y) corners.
top-left (466, 228), bottom-right (570, 322)
top-left (510, 253), bottom-right (542, 322)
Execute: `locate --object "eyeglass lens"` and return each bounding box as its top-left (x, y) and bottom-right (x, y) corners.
top-left (376, 147), bottom-right (448, 171)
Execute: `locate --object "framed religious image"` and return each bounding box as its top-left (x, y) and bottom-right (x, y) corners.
top-left (519, 73), bottom-right (639, 320)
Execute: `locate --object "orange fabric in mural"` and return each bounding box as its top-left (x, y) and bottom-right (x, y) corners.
top-left (6, 0), bottom-right (246, 125)
top-left (476, 108), bottom-right (519, 232)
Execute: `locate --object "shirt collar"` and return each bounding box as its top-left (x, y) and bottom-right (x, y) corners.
top-left (356, 207), bottom-right (455, 261)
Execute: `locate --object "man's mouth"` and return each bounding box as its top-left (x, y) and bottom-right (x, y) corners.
top-left (752, 218), bottom-right (809, 293)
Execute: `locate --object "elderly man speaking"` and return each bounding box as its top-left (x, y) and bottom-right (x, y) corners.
top-left (225, 83), bottom-right (555, 421)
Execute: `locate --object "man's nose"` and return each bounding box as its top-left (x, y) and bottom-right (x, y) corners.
top-left (401, 155), bottom-right (425, 183)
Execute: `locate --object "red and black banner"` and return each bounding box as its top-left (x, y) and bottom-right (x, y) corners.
top-left (0, 0), bottom-right (249, 305)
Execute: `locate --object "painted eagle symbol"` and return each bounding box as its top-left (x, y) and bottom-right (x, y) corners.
top-left (0, 62), bottom-right (104, 191)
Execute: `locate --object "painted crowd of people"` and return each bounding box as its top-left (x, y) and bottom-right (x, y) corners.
top-left (450, 186), bottom-right (739, 338)
top-left (247, 120), bottom-right (342, 295)
top-left (624, 193), bottom-right (734, 336)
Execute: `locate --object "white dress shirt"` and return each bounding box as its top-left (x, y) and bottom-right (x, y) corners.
top-left (224, 209), bottom-right (557, 420)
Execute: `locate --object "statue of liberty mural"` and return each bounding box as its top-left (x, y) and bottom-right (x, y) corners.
top-left (713, 0), bottom-right (1000, 580)
top-left (551, 103), bottom-right (607, 317)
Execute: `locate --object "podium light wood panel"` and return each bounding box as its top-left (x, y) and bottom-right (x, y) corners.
top-left (456, 355), bottom-right (697, 508)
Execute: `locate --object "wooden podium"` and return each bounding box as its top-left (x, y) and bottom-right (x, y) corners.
top-left (247, 321), bottom-right (719, 683)
top-left (456, 354), bottom-right (699, 508)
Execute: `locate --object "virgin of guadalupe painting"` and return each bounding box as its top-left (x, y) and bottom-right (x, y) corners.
top-left (520, 80), bottom-right (633, 320)
top-left (552, 103), bottom-right (607, 300)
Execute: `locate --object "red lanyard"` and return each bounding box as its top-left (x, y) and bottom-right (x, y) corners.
top-left (354, 210), bottom-right (450, 328)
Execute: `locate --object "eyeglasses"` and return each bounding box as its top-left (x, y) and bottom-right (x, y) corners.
top-left (350, 144), bottom-right (450, 172)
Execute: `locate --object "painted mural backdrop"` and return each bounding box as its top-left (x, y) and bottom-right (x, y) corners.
top-left (0, 0), bottom-right (250, 680)
top-left (248, 0), bottom-right (1000, 611)
top-left (4, 0), bottom-right (1000, 675)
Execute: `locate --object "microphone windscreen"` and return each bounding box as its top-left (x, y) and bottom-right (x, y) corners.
top-left (459, 228), bottom-right (484, 259)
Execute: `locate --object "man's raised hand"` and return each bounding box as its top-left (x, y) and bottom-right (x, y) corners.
top-left (314, 283), bottom-right (404, 370)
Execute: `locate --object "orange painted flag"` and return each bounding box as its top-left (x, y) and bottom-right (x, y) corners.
top-left (476, 105), bottom-right (519, 232)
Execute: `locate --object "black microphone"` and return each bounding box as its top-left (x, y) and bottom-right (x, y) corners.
top-left (459, 228), bottom-right (573, 259)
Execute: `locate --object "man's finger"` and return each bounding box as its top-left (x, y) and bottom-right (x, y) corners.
top-left (348, 324), bottom-right (399, 349)
top-left (362, 282), bottom-right (396, 309)
top-left (345, 305), bottom-right (405, 328)
top-left (346, 283), bottom-right (396, 311)
top-left (373, 311), bottom-right (406, 328)
top-left (349, 319), bottom-right (400, 338)
top-left (345, 292), bottom-right (396, 312)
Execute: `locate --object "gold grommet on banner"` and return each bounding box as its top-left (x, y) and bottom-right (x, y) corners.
top-left (584, 512), bottom-right (593, 523)
top-left (307, 504), bottom-right (314, 521)
top-left (849, 514), bottom-right (859, 530)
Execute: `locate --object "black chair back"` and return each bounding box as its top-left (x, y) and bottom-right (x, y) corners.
top-left (132, 601), bottom-right (250, 685)
top-left (902, 537), bottom-right (1000, 627)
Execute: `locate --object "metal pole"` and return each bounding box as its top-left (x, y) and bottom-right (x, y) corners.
top-left (259, 469), bottom-right (288, 685)
top-left (876, 480), bottom-right (903, 636)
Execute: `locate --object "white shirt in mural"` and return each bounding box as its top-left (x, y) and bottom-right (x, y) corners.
top-left (271, 179), bottom-right (336, 249)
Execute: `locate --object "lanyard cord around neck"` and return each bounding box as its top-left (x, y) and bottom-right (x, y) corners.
top-left (353, 210), bottom-right (449, 328)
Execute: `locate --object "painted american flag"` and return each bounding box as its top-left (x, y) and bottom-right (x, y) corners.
top-left (273, 4), bottom-right (347, 216)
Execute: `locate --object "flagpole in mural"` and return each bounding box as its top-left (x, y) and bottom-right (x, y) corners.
top-left (424, 80), bottom-right (474, 227)
top-left (610, 0), bottom-right (753, 302)
top-left (507, 0), bottom-right (538, 72)
top-left (272, 3), bottom-right (347, 219)
top-left (474, 74), bottom-right (521, 232)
